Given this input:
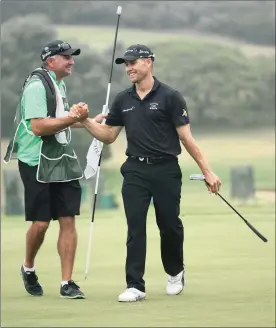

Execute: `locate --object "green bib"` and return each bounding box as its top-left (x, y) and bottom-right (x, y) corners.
top-left (4, 68), bottom-right (83, 183)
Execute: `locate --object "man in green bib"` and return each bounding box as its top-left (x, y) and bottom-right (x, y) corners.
top-left (4, 40), bottom-right (89, 299)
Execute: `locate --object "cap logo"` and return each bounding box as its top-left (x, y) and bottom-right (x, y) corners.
top-left (42, 51), bottom-right (51, 60)
top-left (125, 48), bottom-right (150, 55)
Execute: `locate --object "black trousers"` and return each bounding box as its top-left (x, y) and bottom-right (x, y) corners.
top-left (120, 157), bottom-right (184, 292)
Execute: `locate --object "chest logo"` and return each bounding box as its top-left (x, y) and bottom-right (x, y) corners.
top-left (122, 106), bottom-right (135, 112)
top-left (149, 102), bottom-right (158, 110)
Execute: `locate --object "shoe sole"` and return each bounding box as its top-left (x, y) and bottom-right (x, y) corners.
top-left (118, 296), bottom-right (146, 302)
top-left (60, 295), bottom-right (86, 299)
top-left (166, 287), bottom-right (184, 295)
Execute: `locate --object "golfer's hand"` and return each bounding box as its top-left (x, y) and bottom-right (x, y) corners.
top-left (93, 113), bottom-right (108, 124)
top-left (69, 103), bottom-right (89, 121)
top-left (204, 171), bottom-right (222, 194)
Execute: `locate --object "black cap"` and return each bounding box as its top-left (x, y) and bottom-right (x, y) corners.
top-left (41, 40), bottom-right (81, 61)
top-left (115, 44), bottom-right (155, 64)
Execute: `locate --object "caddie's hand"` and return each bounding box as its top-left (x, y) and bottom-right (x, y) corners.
top-left (68, 104), bottom-right (79, 119)
top-left (204, 171), bottom-right (222, 194)
top-left (78, 102), bottom-right (89, 112)
top-left (69, 103), bottom-right (88, 121)
top-left (93, 113), bottom-right (108, 123)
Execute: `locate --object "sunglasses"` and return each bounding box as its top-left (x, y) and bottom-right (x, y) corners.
top-left (54, 42), bottom-right (71, 55)
top-left (42, 42), bottom-right (72, 61)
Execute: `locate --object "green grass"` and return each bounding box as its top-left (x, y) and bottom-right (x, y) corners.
top-left (1, 132), bottom-right (275, 327)
top-left (1, 186), bottom-right (275, 327)
top-left (56, 24), bottom-right (275, 57)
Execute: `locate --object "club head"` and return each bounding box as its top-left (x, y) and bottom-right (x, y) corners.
top-left (189, 174), bottom-right (205, 181)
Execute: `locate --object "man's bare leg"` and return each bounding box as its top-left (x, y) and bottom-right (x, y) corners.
top-left (21, 221), bottom-right (49, 296)
top-left (58, 217), bottom-right (85, 298)
top-left (24, 221), bottom-right (49, 268)
top-left (58, 217), bottom-right (77, 281)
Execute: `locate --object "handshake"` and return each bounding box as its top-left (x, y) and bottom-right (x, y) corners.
top-left (68, 102), bottom-right (89, 121)
top-left (68, 102), bottom-right (109, 124)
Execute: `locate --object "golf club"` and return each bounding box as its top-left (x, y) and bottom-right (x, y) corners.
top-left (189, 174), bottom-right (268, 243)
top-left (84, 5), bottom-right (123, 280)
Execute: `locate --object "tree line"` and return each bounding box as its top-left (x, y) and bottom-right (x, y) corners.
top-left (1, 1), bottom-right (275, 46)
top-left (1, 15), bottom-right (275, 165)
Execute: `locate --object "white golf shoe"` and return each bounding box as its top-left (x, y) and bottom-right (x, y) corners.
top-left (166, 270), bottom-right (184, 295)
top-left (118, 287), bottom-right (146, 302)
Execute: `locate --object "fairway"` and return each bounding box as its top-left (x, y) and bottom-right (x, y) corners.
top-left (1, 131), bottom-right (275, 327)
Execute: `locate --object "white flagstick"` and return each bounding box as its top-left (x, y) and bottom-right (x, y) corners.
top-left (84, 7), bottom-right (122, 179)
top-left (84, 165), bottom-right (101, 279)
top-left (84, 5), bottom-right (122, 280)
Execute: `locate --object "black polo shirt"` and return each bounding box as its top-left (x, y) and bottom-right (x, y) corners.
top-left (105, 77), bottom-right (190, 157)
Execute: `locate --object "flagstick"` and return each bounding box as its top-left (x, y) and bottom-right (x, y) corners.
top-left (84, 6), bottom-right (122, 280)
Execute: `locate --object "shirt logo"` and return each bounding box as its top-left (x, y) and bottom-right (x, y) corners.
top-left (122, 106), bottom-right (135, 112)
top-left (149, 102), bottom-right (158, 110)
top-left (182, 109), bottom-right (188, 117)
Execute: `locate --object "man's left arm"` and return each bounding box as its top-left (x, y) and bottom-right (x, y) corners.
top-left (169, 91), bottom-right (222, 193)
top-left (176, 124), bottom-right (221, 193)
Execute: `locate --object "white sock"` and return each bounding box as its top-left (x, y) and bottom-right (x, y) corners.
top-left (23, 264), bottom-right (35, 272)
top-left (61, 280), bottom-right (69, 287)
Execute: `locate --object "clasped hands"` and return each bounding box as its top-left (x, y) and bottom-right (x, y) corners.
top-left (68, 102), bottom-right (89, 121)
top-left (68, 103), bottom-right (108, 124)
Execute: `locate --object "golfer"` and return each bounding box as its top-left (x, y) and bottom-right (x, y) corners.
top-left (79, 44), bottom-right (222, 302)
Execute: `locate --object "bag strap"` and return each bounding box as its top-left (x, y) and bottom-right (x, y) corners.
top-left (29, 68), bottom-right (57, 118)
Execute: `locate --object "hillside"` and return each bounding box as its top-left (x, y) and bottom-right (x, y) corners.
top-left (2, 1), bottom-right (275, 46)
top-left (56, 25), bottom-right (275, 58)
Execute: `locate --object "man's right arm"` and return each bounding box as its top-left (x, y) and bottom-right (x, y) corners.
top-left (81, 93), bottom-right (124, 144)
top-left (23, 80), bottom-right (85, 136)
top-left (31, 116), bottom-right (80, 136)
top-left (82, 118), bottom-right (123, 144)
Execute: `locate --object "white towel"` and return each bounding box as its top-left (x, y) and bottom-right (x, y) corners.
top-left (84, 104), bottom-right (108, 179)
top-left (47, 71), bottom-right (69, 145)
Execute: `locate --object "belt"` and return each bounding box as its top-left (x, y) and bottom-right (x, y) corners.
top-left (129, 155), bottom-right (176, 165)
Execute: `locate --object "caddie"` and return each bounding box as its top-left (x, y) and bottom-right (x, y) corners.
top-left (4, 40), bottom-right (89, 299)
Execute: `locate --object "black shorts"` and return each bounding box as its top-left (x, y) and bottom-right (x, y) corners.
top-left (18, 160), bottom-right (82, 222)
